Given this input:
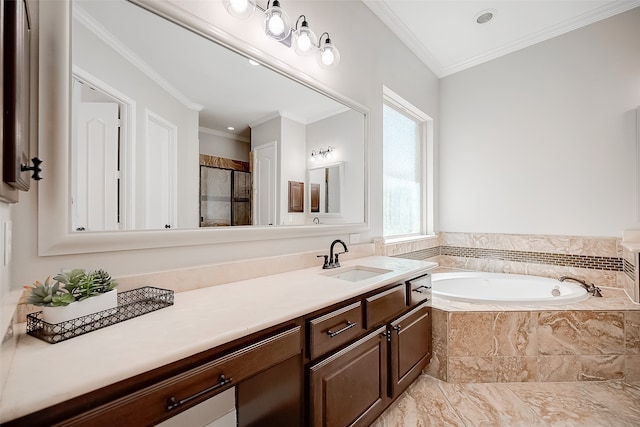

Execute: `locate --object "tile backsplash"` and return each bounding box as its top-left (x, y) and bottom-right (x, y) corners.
top-left (377, 232), bottom-right (638, 303)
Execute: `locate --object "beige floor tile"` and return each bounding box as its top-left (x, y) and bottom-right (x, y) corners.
top-left (374, 375), bottom-right (640, 427)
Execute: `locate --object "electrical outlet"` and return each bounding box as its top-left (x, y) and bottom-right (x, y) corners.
top-left (349, 233), bottom-right (360, 244)
top-left (4, 221), bottom-right (12, 266)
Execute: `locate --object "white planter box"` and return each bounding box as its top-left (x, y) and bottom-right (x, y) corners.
top-left (42, 289), bottom-right (118, 325)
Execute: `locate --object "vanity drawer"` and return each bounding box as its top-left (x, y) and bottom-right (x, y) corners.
top-left (308, 302), bottom-right (363, 360)
top-left (60, 326), bottom-right (301, 426)
top-left (406, 272), bottom-right (431, 306)
top-left (365, 284), bottom-right (406, 328)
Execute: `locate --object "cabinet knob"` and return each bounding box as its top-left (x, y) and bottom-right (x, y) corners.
top-left (21, 157), bottom-right (43, 181)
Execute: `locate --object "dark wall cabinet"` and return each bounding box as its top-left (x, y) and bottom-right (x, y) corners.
top-left (1, 0), bottom-right (38, 203)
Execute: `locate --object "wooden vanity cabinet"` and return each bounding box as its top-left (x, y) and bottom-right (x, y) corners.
top-left (389, 304), bottom-right (431, 398)
top-left (305, 281), bottom-right (432, 427)
top-left (309, 327), bottom-right (388, 427)
top-left (4, 324), bottom-right (302, 427)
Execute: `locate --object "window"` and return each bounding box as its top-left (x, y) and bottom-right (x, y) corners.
top-left (382, 87), bottom-right (433, 237)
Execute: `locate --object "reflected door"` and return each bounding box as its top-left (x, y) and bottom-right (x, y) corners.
top-left (72, 102), bottom-right (119, 231)
top-left (144, 112), bottom-right (177, 229)
top-left (253, 142), bottom-right (277, 226)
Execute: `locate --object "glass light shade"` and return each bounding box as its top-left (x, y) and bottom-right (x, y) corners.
top-left (317, 39), bottom-right (340, 69)
top-left (264, 1), bottom-right (291, 41)
top-left (293, 23), bottom-right (317, 56)
top-left (223, 0), bottom-right (256, 19)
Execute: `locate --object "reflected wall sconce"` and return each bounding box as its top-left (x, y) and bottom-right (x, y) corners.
top-left (309, 146), bottom-right (334, 163)
top-left (223, 0), bottom-right (340, 68)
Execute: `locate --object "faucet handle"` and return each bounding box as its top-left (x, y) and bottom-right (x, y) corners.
top-left (333, 252), bottom-right (345, 268)
top-left (317, 255), bottom-right (329, 269)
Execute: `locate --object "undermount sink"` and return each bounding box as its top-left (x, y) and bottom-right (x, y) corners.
top-left (323, 266), bottom-right (392, 282)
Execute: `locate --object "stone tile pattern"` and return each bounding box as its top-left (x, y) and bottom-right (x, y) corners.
top-left (440, 246), bottom-right (623, 271)
top-left (425, 308), bottom-right (640, 383)
top-left (383, 232), bottom-right (638, 300)
top-left (372, 374), bottom-right (640, 427)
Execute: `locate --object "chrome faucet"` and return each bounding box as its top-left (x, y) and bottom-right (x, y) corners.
top-left (559, 276), bottom-right (603, 297)
top-left (318, 239), bottom-right (349, 269)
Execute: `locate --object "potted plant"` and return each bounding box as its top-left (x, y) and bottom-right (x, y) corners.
top-left (23, 268), bottom-right (118, 325)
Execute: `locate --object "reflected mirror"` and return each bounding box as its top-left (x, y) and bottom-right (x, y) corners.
top-left (308, 163), bottom-right (342, 215)
top-left (70, 0), bottom-right (366, 231)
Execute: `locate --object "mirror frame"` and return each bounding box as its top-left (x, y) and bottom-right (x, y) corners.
top-left (38, 0), bottom-right (369, 255)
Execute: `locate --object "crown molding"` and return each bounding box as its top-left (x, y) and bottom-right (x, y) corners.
top-left (364, 0), bottom-right (640, 78)
top-left (73, 2), bottom-right (203, 111)
top-left (363, 0), bottom-right (445, 77)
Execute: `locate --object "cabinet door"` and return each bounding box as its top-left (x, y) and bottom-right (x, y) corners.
top-left (389, 304), bottom-right (431, 398)
top-left (309, 327), bottom-right (388, 427)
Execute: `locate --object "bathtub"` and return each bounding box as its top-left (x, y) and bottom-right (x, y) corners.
top-left (431, 272), bottom-right (589, 305)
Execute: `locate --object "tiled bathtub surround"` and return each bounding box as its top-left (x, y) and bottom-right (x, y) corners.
top-left (426, 300), bottom-right (640, 383)
top-left (377, 232), bottom-right (638, 302)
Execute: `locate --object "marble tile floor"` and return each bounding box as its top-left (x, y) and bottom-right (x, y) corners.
top-left (372, 374), bottom-right (640, 427)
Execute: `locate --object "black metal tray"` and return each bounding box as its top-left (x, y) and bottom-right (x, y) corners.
top-left (27, 287), bottom-right (174, 344)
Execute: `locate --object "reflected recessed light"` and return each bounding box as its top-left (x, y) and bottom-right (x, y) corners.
top-left (227, 126), bottom-right (235, 131)
top-left (475, 9), bottom-right (496, 24)
top-left (248, 59), bottom-right (259, 66)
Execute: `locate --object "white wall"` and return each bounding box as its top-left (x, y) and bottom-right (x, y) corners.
top-left (439, 7), bottom-right (640, 237)
top-left (199, 128), bottom-right (250, 162)
top-left (7, 0), bottom-right (438, 290)
top-left (74, 20), bottom-right (200, 229)
top-left (307, 109), bottom-right (365, 223)
top-left (280, 117), bottom-right (307, 225)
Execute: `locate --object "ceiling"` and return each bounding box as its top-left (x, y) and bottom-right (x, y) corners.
top-left (363, 0), bottom-right (640, 77)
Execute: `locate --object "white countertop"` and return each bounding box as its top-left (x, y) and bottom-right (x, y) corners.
top-left (0, 256), bottom-right (437, 423)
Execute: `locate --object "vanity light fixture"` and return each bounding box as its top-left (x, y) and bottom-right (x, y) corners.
top-left (317, 32), bottom-right (340, 69)
top-left (264, 0), bottom-right (291, 41)
top-left (223, 0), bottom-right (340, 68)
top-left (310, 146), bottom-right (334, 163)
top-left (292, 15), bottom-right (317, 56)
top-left (223, 0), bottom-right (256, 19)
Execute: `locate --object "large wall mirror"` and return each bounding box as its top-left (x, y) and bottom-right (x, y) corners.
top-left (38, 0), bottom-right (368, 255)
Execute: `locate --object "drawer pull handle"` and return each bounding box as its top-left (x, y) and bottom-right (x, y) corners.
top-left (166, 374), bottom-right (232, 412)
top-left (327, 320), bottom-right (356, 338)
top-left (412, 285), bottom-right (431, 293)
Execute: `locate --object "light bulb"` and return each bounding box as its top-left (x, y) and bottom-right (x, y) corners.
top-left (224, 0), bottom-right (255, 19)
top-left (297, 32), bottom-right (311, 52)
top-left (268, 14), bottom-right (285, 36)
top-left (321, 49), bottom-right (335, 66)
top-left (229, 0), bottom-right (248, 13)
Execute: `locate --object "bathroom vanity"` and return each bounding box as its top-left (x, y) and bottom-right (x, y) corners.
top-left (0, 257), bottom-right (436, 426)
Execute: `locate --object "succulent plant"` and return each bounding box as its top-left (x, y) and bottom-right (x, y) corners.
top-left (24, 268), bottom-right (118, 307)
top-left (23, 276), bottom-right (75, 307)
top-left (54, 268), bottom-right (118, 301)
